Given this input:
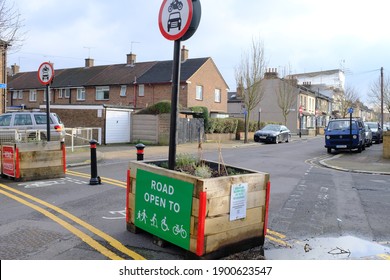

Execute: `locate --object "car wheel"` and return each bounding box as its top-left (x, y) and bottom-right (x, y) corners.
top-left (327, 147), bottom-right (332, 154)
top-left (274, 136), bottom-right (279, 144)
top-left (357, 145), bottom-right (362, 153)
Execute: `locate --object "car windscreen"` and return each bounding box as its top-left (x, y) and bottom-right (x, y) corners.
top-left (327, 120), bottom-right (357, 130)
top-left (367, 123), bottom-right (378, 129)
top-left (262, 124), bottom-right (280, 131)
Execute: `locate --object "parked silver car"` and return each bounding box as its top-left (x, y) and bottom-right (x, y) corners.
top-left (365, 122), bottom-right (383, 143)
top-left (364, 123), bottom-right (373, 147)
top-left (0, 111), bottom-right (65, 141)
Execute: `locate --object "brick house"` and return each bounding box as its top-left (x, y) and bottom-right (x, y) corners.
top-left (228, 69), bottom-right (332, 135)
top-left (7, 46), bottom-right (229, 143)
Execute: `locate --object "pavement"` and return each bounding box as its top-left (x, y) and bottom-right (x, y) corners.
top-left (65, 135), bottom-right (390, 175)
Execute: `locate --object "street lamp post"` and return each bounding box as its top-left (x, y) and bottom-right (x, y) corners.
top-left (258, 107), bottom-right (262, 130)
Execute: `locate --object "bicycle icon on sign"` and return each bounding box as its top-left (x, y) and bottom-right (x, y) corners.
top-left (172, 224), bottom-right (187, 239)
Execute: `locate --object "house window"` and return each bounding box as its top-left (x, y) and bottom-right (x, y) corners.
top-left (96, 86), bottom-right (110, 100)
top-left (77, 88), bottom-right (86, 101)
top-left (29, 90), bottom-right (37, 102)
top-left (214, 88), bottom-right (221, 103)
top-left (12, 91), bottom-right (18, 100)
top-left (196, 85), bottom-right (203, 100)
top-left (120, 85), bottom-right (127, 97)
top-left (58, 89), bottom-right (63, 98)
top-left (138, 84), bottom-right (144, 97)
top-left (18, 90), bottom-right (23, 99)
top-left (64, 88), bottom-right (71, 99)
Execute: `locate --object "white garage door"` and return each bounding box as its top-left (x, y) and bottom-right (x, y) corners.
top-left (105, 110), bottom-right (131, 144)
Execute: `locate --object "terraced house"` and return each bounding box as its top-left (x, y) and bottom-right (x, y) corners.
top-left (7, 47), bottom-right (229, 144)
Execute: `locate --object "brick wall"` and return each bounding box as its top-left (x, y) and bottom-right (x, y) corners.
top-left (50, 107), bottom-right (106, 143)
top-left (383, 131), bottom-right (390, 159)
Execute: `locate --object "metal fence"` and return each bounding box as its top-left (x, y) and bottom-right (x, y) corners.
top-left (0, 129), bottom-right (62, 143)
top-left (64, 127), bottom-right (102, 152)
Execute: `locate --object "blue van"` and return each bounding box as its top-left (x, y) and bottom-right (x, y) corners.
top-left (324, 118), bottom-right (366, 153)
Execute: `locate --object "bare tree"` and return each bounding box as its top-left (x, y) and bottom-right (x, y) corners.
top-left (235, 37), bottom-right (267, 143)
top-left (339, 86), bottom-right (360, 118)
top-left (368, 75), bottom-right (390, 117)
top-left (276, 66), bottom-right (297, 125)
top-left (0, 0), bottom-right (24, 48)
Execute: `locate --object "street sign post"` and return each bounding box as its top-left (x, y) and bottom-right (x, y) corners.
top-left (38, 62), bottom-right (55, 141)
top-left (159, 0), bottom-right (201, 170)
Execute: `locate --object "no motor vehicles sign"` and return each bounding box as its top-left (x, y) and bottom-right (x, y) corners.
top-left (159, 0), bottom-right (193, 41)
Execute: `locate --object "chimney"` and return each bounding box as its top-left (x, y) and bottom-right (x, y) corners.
top-left (181, 45), bottom-right (189, 62)
top-left (127, 53), bottom-right (136, 65)
top-left (11, 64), bottom-right (20, 75)
top-left (85, 58), bottom-right (94, 68)
top-left (264, 68), bottom-right (278, 79)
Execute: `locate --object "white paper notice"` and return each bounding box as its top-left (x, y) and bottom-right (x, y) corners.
top-left (229, 183), bottom-right (248, 221)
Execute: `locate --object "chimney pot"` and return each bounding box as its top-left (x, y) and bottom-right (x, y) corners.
top-left (181, 45), bottom-right (189, 62)
top-left (127, 53), bottom-right (136, 65)
top-left (11, 64), bottom-right (20, 75)
top-left (85, 58), bottom-right (94, 68)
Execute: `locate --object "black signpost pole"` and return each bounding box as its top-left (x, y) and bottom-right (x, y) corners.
top-left (168, 39), bottom-right (181, 170)
top-left (46, 84), bottom-right (51, 141)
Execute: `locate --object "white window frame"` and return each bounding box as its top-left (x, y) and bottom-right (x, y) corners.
top-left (96, 86), bottom-right (110, 100)
top-left (120, 85), bottom-right (127, 97)
top-left (64, 88), bottom-right (71, 99)
top-left (214, 88), bottom-right (221, 103)
top-left (138, 84), bottom-right (144, 97)
top-left (18, 90), bottom-right (23, 100)
top-left (12, 90), bottom-right (18, 100)
top-left (77, 88), bottom-right (86, 101)
top-left (196, 85), bottom-right (203, 100)
top-left (29, 89), bottom-right (37, 102)
top-left (58, 89), bottom-right (63, 98)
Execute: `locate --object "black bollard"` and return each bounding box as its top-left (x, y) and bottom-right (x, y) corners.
top-left (135, 143), bottom-right (145, 161)
top-left (89, 139), bottom-right (101, 185)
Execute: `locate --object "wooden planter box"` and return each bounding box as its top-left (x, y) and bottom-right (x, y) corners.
top-left (126, 160), bottom-right (270, 259)
top-left (1, 141), bottom-right (66, 181)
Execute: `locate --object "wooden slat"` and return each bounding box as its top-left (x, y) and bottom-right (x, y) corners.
top-left (204, 207), bottom-right (264, 236)
top-left (206, 190), bottom-right (266, 217)
top-left (204, 223), bottom-right (264, 254)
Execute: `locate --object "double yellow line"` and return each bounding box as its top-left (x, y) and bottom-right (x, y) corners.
top-left (66, 170), bottom-right (127, 189)
top-left (0, 182), bottom-right (145, 260)
top-left (266, 229), bottom-right (292, 247)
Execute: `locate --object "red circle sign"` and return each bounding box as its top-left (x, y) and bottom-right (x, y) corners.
top-left (159, 0), bottom-right (193, 41)
top-left (37, 62), bottom-right (55, 85)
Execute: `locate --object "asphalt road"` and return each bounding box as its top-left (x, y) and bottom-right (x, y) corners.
top-left (1, 137), bottom-right (389, 260)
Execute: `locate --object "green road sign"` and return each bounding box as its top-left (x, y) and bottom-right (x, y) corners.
top-left (134, 169), bottom-right (194, 250)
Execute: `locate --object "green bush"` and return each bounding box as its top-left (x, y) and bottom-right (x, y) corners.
top-left (190, 106), bottom-right (209, 131)
top-left (136, 101), bottom-right (172, 115)
top-left (206, 118), bottom-right (238, 134)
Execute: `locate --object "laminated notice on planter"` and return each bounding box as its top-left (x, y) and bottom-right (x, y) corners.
top-left (230, 183), bottom-right (248, 221)
top-left (134, 169), bottom-right (194, 250)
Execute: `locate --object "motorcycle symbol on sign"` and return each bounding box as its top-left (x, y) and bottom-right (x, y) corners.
top-left (168, 0), bottom-right (183, 12)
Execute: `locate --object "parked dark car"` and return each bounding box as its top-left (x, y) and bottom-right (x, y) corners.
top-left (254, 124), bottom-right (291, 144)
top-left (324, 118), bottom-right (366, 153)
top-left (365, 122), bottom-right (383, 143)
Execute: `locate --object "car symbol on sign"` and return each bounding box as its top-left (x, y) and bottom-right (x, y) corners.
top-left (168, 12), bottom-right (182, 32)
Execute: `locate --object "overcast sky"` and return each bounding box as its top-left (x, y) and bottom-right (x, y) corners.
top-left (8, 0), bottom-right (390, 103)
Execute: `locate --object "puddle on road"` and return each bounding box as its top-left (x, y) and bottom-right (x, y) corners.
top-left (264, 235), bottom-right (390, 260)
